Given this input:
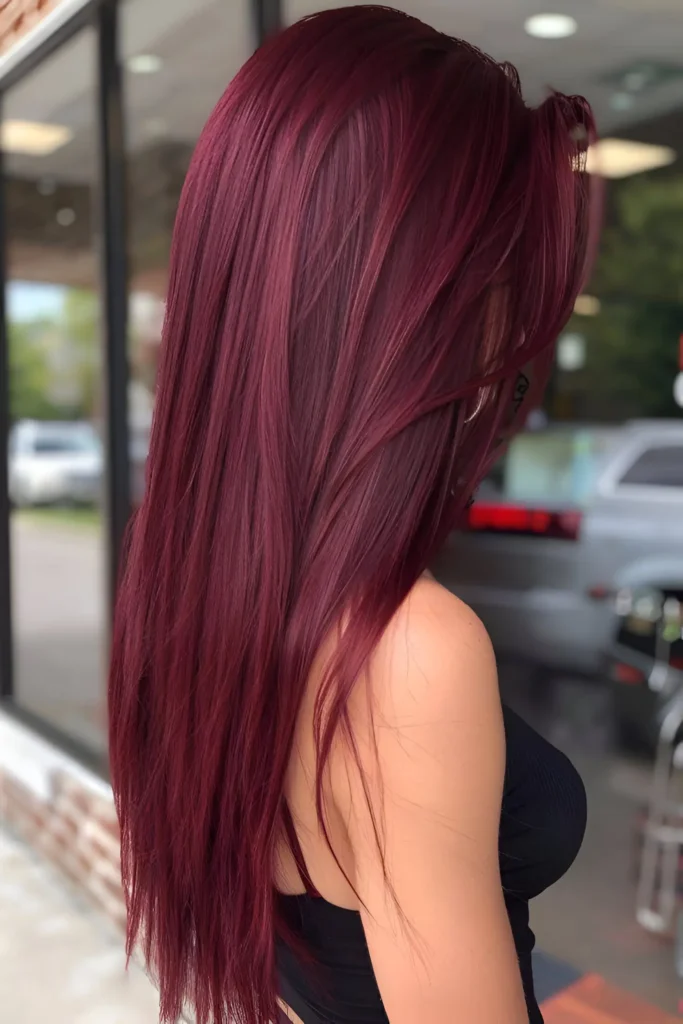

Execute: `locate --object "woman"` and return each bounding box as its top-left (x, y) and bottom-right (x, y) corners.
top-left (109, 8), bottom-right (598, 1024)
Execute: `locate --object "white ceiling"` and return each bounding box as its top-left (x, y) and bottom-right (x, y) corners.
top-left (288, 1), bottom-right (683, 133)
top-left (4, 0), bottom-right (251, 182)
top-left (3, 0), bottom-right (683, 185)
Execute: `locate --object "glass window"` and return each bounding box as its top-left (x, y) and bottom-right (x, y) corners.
top-left (481, 429), bottom-right (617, 506)
top-left (121, 0), bottom-right (252, 505)
top-left (4, 29), bottom-right (106, 751)
top-left (619, 445), bottom-right (683, 488)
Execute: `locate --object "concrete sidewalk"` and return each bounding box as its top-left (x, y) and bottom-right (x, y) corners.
top-left (0, 826), bottom-right (159, 1024)
top-left (3, 821), bottom-right (679, 1024)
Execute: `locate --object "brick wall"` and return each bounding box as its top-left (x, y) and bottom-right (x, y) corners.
top-left (0, 0), bottom-right (62, 53)
top-left (0, 712), bottom-right (126, 932)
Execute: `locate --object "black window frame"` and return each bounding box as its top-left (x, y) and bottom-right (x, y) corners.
top-left (0, 0), bottom-right (281, 775)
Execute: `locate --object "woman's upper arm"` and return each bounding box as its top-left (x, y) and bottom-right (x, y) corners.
top-left (333, 581), bottom-right (528, 1024)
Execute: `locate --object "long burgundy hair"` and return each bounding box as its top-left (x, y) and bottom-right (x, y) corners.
top-left (109, 8), bottom-right (598, 1023)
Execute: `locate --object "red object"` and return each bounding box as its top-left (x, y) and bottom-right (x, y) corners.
top-left (543, 973), bottom-right (682, 1023)
top-left (467, 503), bottom-right (582, 540)
top-left (611, 661), bottom-right (645, 686)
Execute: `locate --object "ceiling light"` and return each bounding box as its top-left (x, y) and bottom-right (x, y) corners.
top-left (586, 139), bottom-right (676, 179)
top-left (56, 207), bottom-right (76, 227)
top-left (127, 53), bottom-right (162, 75)
top-left (574, 294), bottom-right (601, 317)
top-left (2, 120), bottom-right (73, 156)
top-left (610, 91), bottom-right (635, 112)
top-left (524, 13), bottom-right (578, 39)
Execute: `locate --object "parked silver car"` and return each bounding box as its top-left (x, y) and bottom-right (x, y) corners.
top-left (432, 420), bottom-right (683, 677)
top-left (8, 420), bottom-right (103, 507)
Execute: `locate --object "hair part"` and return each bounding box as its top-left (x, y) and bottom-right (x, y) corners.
top-left (109, 7), bottom-right (598, 1023)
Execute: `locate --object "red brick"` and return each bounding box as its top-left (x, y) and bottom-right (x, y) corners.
top-left (51, 813), bottom-right (79, 843)
top-left (95, 816), bottom-right (121, 843)
top-left (91, 797), bottom-right (119, 829)
top-left (60, 848), bottom-right (94, 887)
top-left (2, 758), bottom-right (127, 932)
top-left (93, 854), bottom-right (123, 889)
top-left (0, 0), bottom-right (68, 50)
top-left (86, 871), bottom-right (126, 920)
top-left (81, 819), bottom-right (121, 862)
top-left (47, 817), bottom-right (79, 858)
top-left (53, 794), bottom-right (88, 833)
top-left (54, 774), bottom-right (93, 816)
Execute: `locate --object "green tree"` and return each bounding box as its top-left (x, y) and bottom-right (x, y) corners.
top-left (561, 170), bottom-right (683, 421)
top-left (8, 319), bottom-right (58, 421)
top-left (60, 288), bottom-right (100, 418)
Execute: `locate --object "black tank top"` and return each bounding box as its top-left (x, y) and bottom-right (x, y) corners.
top-left (276, 705), bottom-right (586, 1024)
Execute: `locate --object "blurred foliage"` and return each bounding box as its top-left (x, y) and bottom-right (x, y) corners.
top-left (9, 319), bottom-right (60, 421)
top-left (61, 288), bottom-right (100, 418)
top-left (9, 288), bottom-right (100, 422)
top-left (556, 169), bottom-right (683, 421)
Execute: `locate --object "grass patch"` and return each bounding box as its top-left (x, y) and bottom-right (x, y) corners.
top-left (15, 506), bottom-right (102, 530)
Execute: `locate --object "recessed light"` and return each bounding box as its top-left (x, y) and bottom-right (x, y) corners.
top-left (127, 53), bottom-right (162, 75)
top-left (56, 207), bottom-right (76, 227)
top-left (610, 91), bottom-right (635, 112)
top-left (586, 139), bottom-right (676, 179)
top-left (524, 13), bottom-right (578, 39)
top-left (2, 120), bottom-right (73, 156)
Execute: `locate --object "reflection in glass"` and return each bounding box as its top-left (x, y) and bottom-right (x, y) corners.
top-left (4, 29), bottom-right (106, 751)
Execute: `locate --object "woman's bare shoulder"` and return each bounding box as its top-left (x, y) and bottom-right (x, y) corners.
top-left (367, 575), bottom-right (500, 728)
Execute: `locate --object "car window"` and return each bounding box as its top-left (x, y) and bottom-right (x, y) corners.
top-left (33, 438), bottom-right (80, 454)
top-left (619, 445), bottom-right (683, 489)
top-left (480, 430), bottom-right (616, 507)
top-left (31, 429), bottom-right (101, 456)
